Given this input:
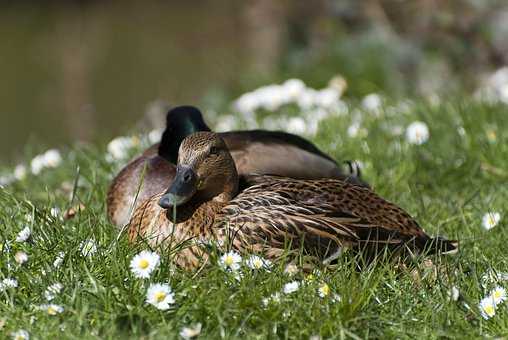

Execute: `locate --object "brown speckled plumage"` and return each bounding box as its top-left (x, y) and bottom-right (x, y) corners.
top-left (128, 132), bottom-right (457, 270)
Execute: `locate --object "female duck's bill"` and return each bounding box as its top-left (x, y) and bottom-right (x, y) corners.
top-left (158, 165), bottom-right (197, 208)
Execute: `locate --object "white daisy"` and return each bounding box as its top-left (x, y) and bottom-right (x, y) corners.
top-left (43, 149), bottom-right (62, 168)
top-left (148, 129), bottom-right (163, 145)
top-left (14, 251), bottom-right (28, 265)
top-left (179, 323), bottom-right (202, 339)
top-left (479, 296), bottom-right (496, 320)
top-left (53, 252), bottom-right (65, 268)
top-left (362, 93), bottom-right (383, 113)
top-left (44, 282), bottom-right (63, 301)
top-left (219, 251), bottom-right (242, 271)
top-left (15, 227), bottom-right (31, 243)
top-left (245, 255), bottom-right (271, 270)
top-left (10, 329), bottom-right (29, 340)
top-left (80, 239), bottom-right (98, 257)
top-left (13, 164), bottom-right (27, 181)
top-left (450, 286), bottom-right (460, 301)
top-left (39, 304), bottom-right (64, 316)
top-left (318, 282), bottom-right (330, 298)
top-left (107, 136), bottom-right (135, 160)
top-left (130, 250), bottom-right (160, 279)
top-left (482, 212), bottom-right (501, 230)
top-left (283, 281), bottom-right (300, 294)
top-left (146, 283), bottom-right (175, 310)
top-left (405, 121), bottom-right (429, 145)
top-left (0, 278), bottom-right (18, 290)
top-left (490, 286), bottom-right (507, 304)
top-left (286, 117), bottom-right (307, 135)
top-left (30, 154), bottom-right (46, 175)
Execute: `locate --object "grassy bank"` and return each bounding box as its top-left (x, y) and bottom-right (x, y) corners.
top-left (1, 97), bottom-right (507, 339)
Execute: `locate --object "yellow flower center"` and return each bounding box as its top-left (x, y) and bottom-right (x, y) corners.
top-left (139, 259), bottom-right (150, 269)
top-left (488, 216), bottom-right (496, 226)
top-left (47, 306), bottom-right (57, 315)
top-left (224, 256), bottom-right (234, 266)
top-left (320, 284), bottom-right (330, 296)
top-left (484, 304), bottom-right (495, 316)
top-left (253, 259), bottom-right (262, 268)
top-left (155, 291), bottom-right (166, 302)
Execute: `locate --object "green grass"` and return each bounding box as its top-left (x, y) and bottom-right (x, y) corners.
top-left (1, 98), bottom-right (507, 339)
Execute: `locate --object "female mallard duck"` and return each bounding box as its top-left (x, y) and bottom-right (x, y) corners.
top-left (128, 132), bottom-right (457, 270)
top-left (107, 106), bottom-right (366, 227)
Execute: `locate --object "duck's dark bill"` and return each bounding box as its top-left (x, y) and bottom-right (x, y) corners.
top-left (158, 165), bottom-right (197, 209)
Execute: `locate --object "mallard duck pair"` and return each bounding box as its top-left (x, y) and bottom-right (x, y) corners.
top-left (107, 106), bottom-right (364, 226)
top-left (125, 131), bottom-right (457, 270)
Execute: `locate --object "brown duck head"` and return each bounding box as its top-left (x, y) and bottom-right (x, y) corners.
top-left (158, 132), bottom-right (239, 209)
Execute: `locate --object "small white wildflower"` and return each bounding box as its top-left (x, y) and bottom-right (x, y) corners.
top-left (146, 283), bottom-right (175, 310)
top-left (318, 282), bottom-right (330, 298)
top-left (283, 281), bottom-right (300, 294)
top-left (43, 149), bottom-right (62, 168)
top-left (30, 149), bottom-right (62, 174)
top-left (219, 251), bottom-right (242, 271)
top-left (53, 252), bottom-right (65, 268)
top-left (0, 175), bottom-right (12, 187)
top-left (10, 329), bottom-right (29, 340)
top-left (215, 115), bottom-right (239, 132)
top-left (450, 286), bottom-right (460, 301)
top-left (482, 212), bottom-right (501, 230)
top-left (13, 164), bottom-right (27, 180)
top-left (362, 93), bottom-right (383, 113)
top-left (44, 283), bottom-right (63, 301)
top-left (296, 88), bottom-right (318, 110)
top-left (30, 154), bottom-right (45, 175)
top-left (130, 250), bottom-right (160, 279)
top-left (148, 129), bottom-right (163, 145)
top-left (0, 278), bottom-right (18, 290)
top-left (282, 78), bottom-right (306, 100)
top-left (286, 117), bottom-right (308, 135)
top-left (284, 263), bottom-right (299, 276)
top-left (39, 304), bottom-right (64, 316)
top-left (314, 88), bottom-right (339, 108)
top-left (479, 296), bottom-right (496, 320)
top-left (246, 255), bottom-right (271, 270)
top-left (107, 136), bottom-right (133, 160)
top-left (80, 239), bottom-right (97, 257)
top-left (179, 323), bottom-right (202, 339)
top-left (405, 121), bottom-right (429, 145)
top-left (15, 227), bottom-right (31, 243)
top-left (14, 251), bottom-right (28, 265)
top-left (490, 286), bottom-right (507, 304)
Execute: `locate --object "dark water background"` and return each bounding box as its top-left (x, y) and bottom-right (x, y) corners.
top-left (1, 0), bottom-right (507, 163)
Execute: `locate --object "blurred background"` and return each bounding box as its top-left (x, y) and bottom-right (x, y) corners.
top-left (2, 0), bottom-right (508, 162)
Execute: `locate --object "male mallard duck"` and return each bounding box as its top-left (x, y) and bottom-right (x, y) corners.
top-left (107, 106), bottom-right (366, 227)
top-left (128, 132), bottom-right (457, 270)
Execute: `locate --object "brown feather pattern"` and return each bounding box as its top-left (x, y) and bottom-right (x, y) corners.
top-left (129, 174), bottom-right (456, 270)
